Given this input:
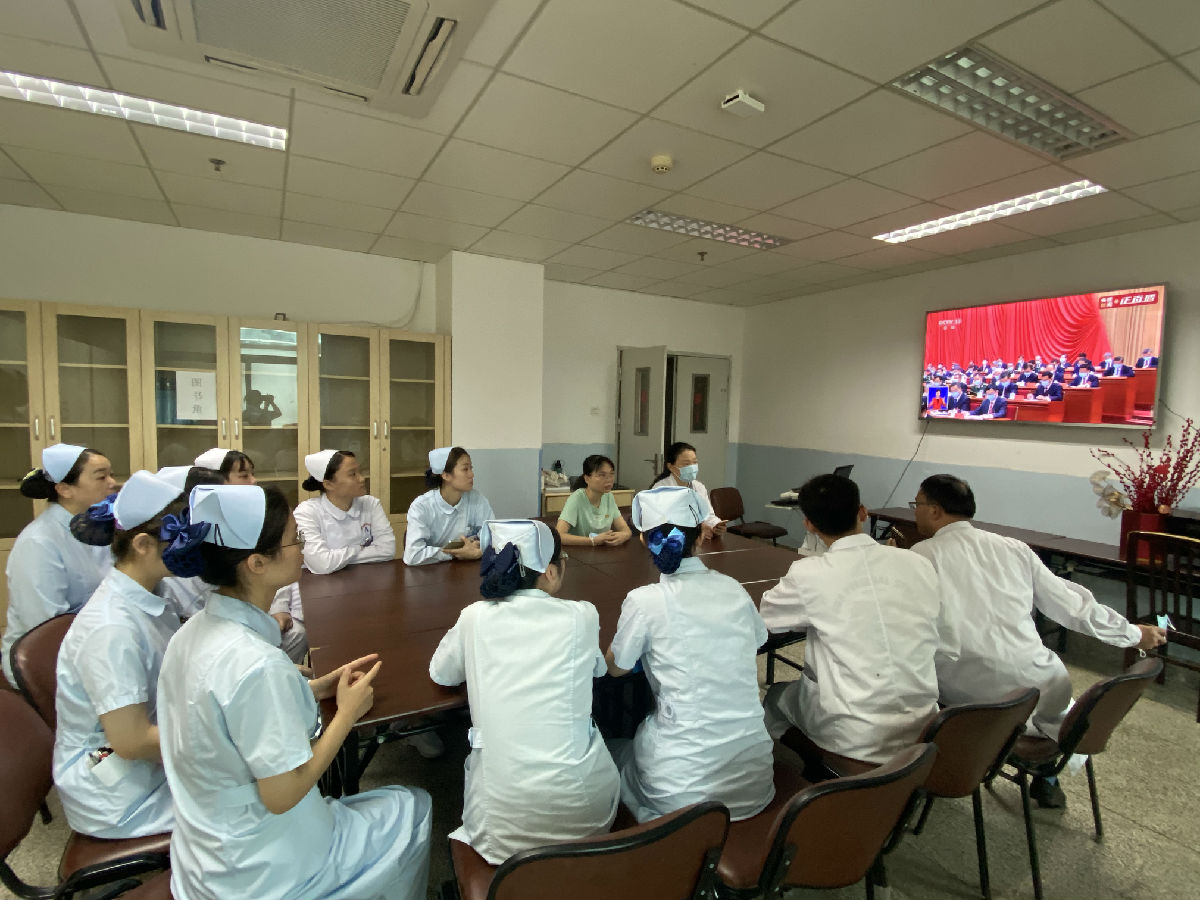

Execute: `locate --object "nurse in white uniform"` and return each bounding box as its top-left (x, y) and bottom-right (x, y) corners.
top-left (54, 470), bottom-right (194, 838)
top-left (194, 447), bottom-right (257, 484)
top-left (403, 447), bottom-right (495, 566)
top-left (430, 519), bottom-right (619, 863)
top-left (294, 449), bottom-right (396, 575)
top-left (606, 486), bottom-right (774, 823)
top-left (158, 484), bottom-right (432, 900)
top-left (3, 444), bottom-right (116, 687)
top-left (650, 442), bottom-right (725, 541)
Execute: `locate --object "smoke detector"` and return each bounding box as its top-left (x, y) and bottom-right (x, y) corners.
top-left (721, 89), bottom-right (765, 117)
top-left (650, 153), bottom-right (673, 174)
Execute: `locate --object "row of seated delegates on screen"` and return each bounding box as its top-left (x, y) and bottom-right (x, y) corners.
top-left (157, 484), bottom-right (433, 900)
top-left (554, 454), bottom-right (632, 547)
top-left (403, 446), bottom-right (495, 566)
top-left (649, 442), bottom-right (726, 541)
top-left (3, 444), bottom-right (117, 687)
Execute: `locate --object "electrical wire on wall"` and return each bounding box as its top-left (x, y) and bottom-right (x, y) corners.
top-left (881, 417), bottom-right (931, 509)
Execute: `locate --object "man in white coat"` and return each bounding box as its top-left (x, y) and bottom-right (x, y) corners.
top-left (760, 474), bottom-right (959, 765)
top-left (909, 474), bottom-right (1165, 808)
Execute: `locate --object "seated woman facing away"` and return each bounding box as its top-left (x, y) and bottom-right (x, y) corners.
top-left (430, 519), bottom-right (620, 864)
top-left (554, 454), bottom-right (632, 548)
top-left (294, 449), bottom-right (396, 575)
top-left (403, 446), bottom-right (495, 565)
top-left (606, 485), bottom-right (775, 823)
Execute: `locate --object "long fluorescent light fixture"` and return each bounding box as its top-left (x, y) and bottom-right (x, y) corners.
top-left (873, 180), bottom-right (1107, 244)
top-left (0, 70), bottom-right (287, 150)
top-left (626, 209), bottom-right (791, 249)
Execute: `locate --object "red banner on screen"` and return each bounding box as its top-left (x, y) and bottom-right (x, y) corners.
top-left (1098, 289), bottom-right (1159, 309)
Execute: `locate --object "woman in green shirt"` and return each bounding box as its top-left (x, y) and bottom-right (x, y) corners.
top-left (554, 455), bottom-right (633, 548)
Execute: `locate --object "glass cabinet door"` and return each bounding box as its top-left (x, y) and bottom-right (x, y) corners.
top-left (144, 316), bottom-right (225, 470)
top-left (384, 335), bottom-right (444, 517)
top-left (313, 328), bottom-right (377, 496)
top-left (0, 303), bottom-right (44, 539)
top-left (234, 323), bottom-right (304, 507)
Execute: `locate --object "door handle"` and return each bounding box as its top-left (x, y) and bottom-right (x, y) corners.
top-left (221, 418), bottom-right (227, 439)
top-left (373, 420), bottom-right (378, 438)
top-left (383, 420), bottom-right (389, 438)
top-left (233, 419), bottom-right (240, 439)
top-left (33, 416), bottom-right (39, 440)
top-left (48, 415), bottom-right (55, 440)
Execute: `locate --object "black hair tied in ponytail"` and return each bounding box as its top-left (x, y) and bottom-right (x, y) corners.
top-left (69, 494), bottom-right (120, 546)
top-left (645, 523), bottom-right (701, 575)
top-left (160, 507), bottom-right (211, 578)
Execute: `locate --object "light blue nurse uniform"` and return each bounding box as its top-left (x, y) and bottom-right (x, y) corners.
top-left (402, 488), bottom-right (494, 565)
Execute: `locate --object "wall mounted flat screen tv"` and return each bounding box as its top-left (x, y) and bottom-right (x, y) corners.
top-left (922, 284), bottom-right (1164, 428)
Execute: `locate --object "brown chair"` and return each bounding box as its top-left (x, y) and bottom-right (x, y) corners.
top-left (10, 613), bottom-right (76, 730)
top-left (0, 691), bottom-right (170, 900)
top-left (448, 800), bottom-right (729, 900)
top-left (910, 687), bottom-right (1041, 900)
top-left (710, 488), bottom-right (787, 546)
top-left (112, 869), bottom-right (174, 899)
top-left (717, 744), bottom-right (937, 900)
top-left (1123, 531), bottom-right (1200, 721)
top-left (997, 658), bottom-right (1162, 900)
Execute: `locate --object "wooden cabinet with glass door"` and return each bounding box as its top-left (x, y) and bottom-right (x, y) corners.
top-left (382, 332), bottom-right (448, 525)
top-left (309, 326), bottom-right (381, 500)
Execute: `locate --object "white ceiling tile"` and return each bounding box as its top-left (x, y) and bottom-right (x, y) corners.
top-left (470, 230), bottom-right (571, 262)
top-left (424, 139), bottom-right (569, 201)
top-left (720, 251), bottom-right (809, 276)
top-left (1077, 63), bottom-right (1200, 137)
top-left (583, 223), bottom-right (691, 254)
top-left (842, 202), bottom-right (958, 237)
top-left (691, 288), bottom-right (753, 306)
top-left (46, 185), bottom-right (177, 225)
top-left (289, 102), bottom-right (443, 178)
top-left (0, 175), bottom-right (59, 209)
top-left (159, 171), bottom-right (282, 216)
top-left (739, 274), bottom-right (803, 296)
top-left (502, 0), bottom-right (743, 113)
top-left (456, 73), bottom-right (638, 165)
top-left (281, 220), bottom-right (374, 252)
top-left (498, 204), bottom-right (610, 242)
top-left (764, 0), bottom-right (1043, 82)
top-left (286, 156), bottom-right (414, 209)
top-left (652, 37), bottom-right (873, 148)
top-left (981, 0), bottom-right (1162, 93)
top-left (774, 230), bottom-right (881, 261)
top-left (835, 244), bottom-right (942, 270)
top-left (1169, 203), bottom-right (1200, 222)
top-left (1052, 212), bottom-right (1176, 244)
top-left (656, 194), bottom-right (758, 225)
top-left (733, 213), bottom-right (824, 242)
top-left (933, 166), bottom-right (1078, 212)
top-left (464, 0), bottom-right (545, 66)
top-left (997, 191), bottom-right (1154, 236)
top-left (132, 124), bottom-right (285, 187)
top-left (688, 152), bottom-right (843, 210)
top-left (769, 91), bottom-right (973, 175)
top-left (0, 0), bottom-right (88, 46)
top-left (173, 204), bottom-right (280, 240)
top-left (644, 280), bottom-right (711, 299)
top-left (383, 211), bottom-right (488, 248)
top-left (1124, 171), bottom-right (1200, 211)
top-left (1097, 0), bottom-right (1200, 55)
top-left (370, 236), bottom-right (453, 263)
top-left (1179, 48), bottom-right (1200, 80)
top-left (684, 0), bottom-right (792, 28)
top-left (6, 147), bottom-right (162, 200)
top-left (1066, 123), bottom-right (1200, 188)
top-left (544, 263), bottom-right (604, 283)
top-left (0, 151), bottom-right (28, 180)
top-left (612, 257), bottom-right (701, 280)
top-left (535, 170), bottom-right (671, 220)
top-left (546, 245), bottom-right (640, 270)
top-left (0, 100), bottom-right (143, 164)
top-left (0, 34), bottom-right (106, 85)
top-left (407, 61), bottom-right (492, 135)
top-left (401, 182), bottom-right (523, 227)
top-left (284, 192), bottom-right (393, 232)
top-left (586, 272), bottom-right (661, 291)
top-left (771, 178), bottom-right (919, 229)
top-left (862, 132), bottom-right (1046, 200)
top-left (899, 221), bottom-right (1033, 255)
top-left (651, 237), bottom-right (757, 265)
top-left (581, 118), bottom-right (753, 190)
top-left (957, 237), bottom-right (1059, 262)
top-left (672, 265), bottom-right (756, 288)
top-left (784, 262), bottom-right (869, 283)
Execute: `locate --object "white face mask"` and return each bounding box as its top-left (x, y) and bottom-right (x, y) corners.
top-left (677, 463), bottom-right (699, 482)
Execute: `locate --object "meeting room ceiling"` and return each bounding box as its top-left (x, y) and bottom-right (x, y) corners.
top-left (3, 0), bottom-right (1200, 306)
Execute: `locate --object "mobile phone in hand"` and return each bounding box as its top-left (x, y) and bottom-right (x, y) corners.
top-left (443, 539), bottom-right (465, 551)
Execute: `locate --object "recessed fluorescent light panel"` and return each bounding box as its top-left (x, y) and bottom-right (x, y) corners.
top-left (626, 210), bottom-right (791, 249)
top-left (892, 46), bottom-right (1128, 159)
top-left (0, 70), bottom-right (287, 150)
top-left (873, 180), bottom-right (1107, 244)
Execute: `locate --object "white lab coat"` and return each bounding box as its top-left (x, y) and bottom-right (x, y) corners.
top-left (158, 592), bottom-right (432, 900)
top-left (760, 533), bottom-right (959, 763)
top-left (651, 476), bottom-right (721, 528)
top-left (294, 494), bottom-right (396, 575)
top-left (3, 503), bottom-right (111, 686)
top-left (429, 589), bottom-right (619, 864)
top-left (53, 569), bottom-right (178, 838)
top-left (268, 582), bottom-right (307, 663)
top-left (402, 489), bottom-right (495, 566)
top-left (911, 520), bottom-right (1141, 738)
top-left (610, 557), bottom-right (775, 822)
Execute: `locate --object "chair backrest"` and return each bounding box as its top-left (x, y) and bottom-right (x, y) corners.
top-left (10, 613), bottom-right (75, 731)
top-left (919, 687), bottom-right (1040, 797)
top-left (764, 743), bottom-right (937, 895)
top-left (1059, 657), bottom-right (1163, 757)
top-left (1125, 531), bottom-right (1199, 651)
top-left (489, 801), bottom-right (729, 900)
top-left (0, 690), bottom-right (54, 860)
top-left (709, 487), bottom-right (744, 523)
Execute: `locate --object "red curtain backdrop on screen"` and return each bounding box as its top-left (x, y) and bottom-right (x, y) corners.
top-left (924, 293), bottom-right (1112, 368)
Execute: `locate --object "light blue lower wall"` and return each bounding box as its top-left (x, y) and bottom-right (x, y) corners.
top-left (470, 448), bottom-right (542, 519)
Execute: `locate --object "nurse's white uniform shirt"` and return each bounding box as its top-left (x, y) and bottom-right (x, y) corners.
top-left (293, 493), bottom-right (396, 574)
top-left (610, 557), bottom-right (775, 822)
top-left (651, 476), bottom-right (721, 528)
top-left (3, 503), bottom-right (112, 686)
top-left (430, 589), bottom-right (619, 864)
top-left (402, 488), bottom-right (495, 565)
top-left (53, 569), bottom-right (178, 838)
top-left (157, 592), bottom-right (431, 900)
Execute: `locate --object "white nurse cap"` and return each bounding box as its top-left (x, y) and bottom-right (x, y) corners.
top-left (115, 470), bottom-right (182, 530)
top-left (155, 465), bottom-right (191, 493)
top-left (632, 485), bottom-right (703, 533)
top-left (304, 449), bottom-right (338, 482)
top-left (194, 447), bottom-right (231, 470)
top-left (190, 484), bottom-right (266, 549)
top-left (43, 443), bottom-right (87, 483)
top-left (480, 519), bottom-right (555, 573)
top-left (428, 446), bottom-right (452, 474)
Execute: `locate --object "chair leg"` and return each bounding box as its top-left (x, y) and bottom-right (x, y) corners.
top-left (972, 786), bottom-right (991, 900)
top-left (38, 801), bottom-right (52, 826)
top-left (1085, 757), bottom-right (1103, 839)
top-left (912, 795), bottom-right (935, 835)
top-left (766, 650), bottom-right (775, 686)
top-left (1017, 771), bottom-right (1043, 900)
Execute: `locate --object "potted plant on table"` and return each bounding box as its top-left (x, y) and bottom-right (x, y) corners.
top-left (1090, 418), bottom-right (1200, 560)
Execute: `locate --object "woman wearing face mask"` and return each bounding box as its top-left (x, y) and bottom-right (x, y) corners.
top-left (650, 442), bottom-right (724, 541)
top-left (3, 444), bottom-right (118, 687)
top-left (555, 454), bottom-right (632, 548)
top-left (294, 450), bottom-right (396, 575)
top-left (403, 447), bottom-right (495, 565)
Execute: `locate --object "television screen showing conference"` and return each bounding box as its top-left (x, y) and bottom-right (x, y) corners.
top-left (922, 284), bottom-right (1165, 428)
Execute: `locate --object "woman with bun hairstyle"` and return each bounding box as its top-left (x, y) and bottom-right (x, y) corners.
top-left (554, 454), bottom-right (632, 548)
top-left (403, 447), bottom-right (495, 565)
top-left (194, 447), bottom-right (256, 484)
top-left (158, 484), bottom-right (432, 900)
top-left (430, 519), bottom-right (619, 863)
top-left (650, 441), bottom-right (726, 541)
top-left (154, 465), bottom-right (224, 619)
top-left (54, 470), bottom-right (203, 837)
top-left (3, 444), bottom-right (117, 686)
top-left (293, 449), bottom-right (395, 575)
top-left (605, 486), bottom-right (774, 824)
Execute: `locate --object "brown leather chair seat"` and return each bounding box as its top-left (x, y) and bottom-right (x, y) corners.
top-left (780, 726), bottom-right (877, 778)
top-left (59, 831), bottom-right (173, 882)
top-left (112, 868), bottom-right (174, 899)
top-left (715, 759), bottom-right (810, 891)
top-left (10, 613), bottom-right (76, 730)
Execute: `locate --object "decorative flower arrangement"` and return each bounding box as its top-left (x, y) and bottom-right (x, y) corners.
top-left (1090, 418), bottom-right (1200, 516)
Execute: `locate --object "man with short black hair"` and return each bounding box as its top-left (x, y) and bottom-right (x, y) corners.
top-left (1070, 364), bottom-right (1099, 388)
top-left (1033, 370), bottom-right (1063, 402)
top-left (910, 474), bottom-right (1165, 807)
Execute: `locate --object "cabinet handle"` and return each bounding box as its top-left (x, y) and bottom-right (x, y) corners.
top-left (33, 416), bottom-right (39, 439)
top-left (221, 418), bottom-right (227, 439)
top-left (383, 420), bottom-right (389, 438)
top-left (233, 419), bottom-right (240, 438)
top-left (372, 421), bottom-right (378, 438)
top-left (49, 415), bottom-right (56, 440)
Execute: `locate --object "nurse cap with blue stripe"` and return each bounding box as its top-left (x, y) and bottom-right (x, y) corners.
top-left (42, 443), bottom-right (88, 483)
top-left (189, 484), bottom-right (266, 549)
top-left (480, 519), bottom-right (555, 573)
top-left (632, 485), bottom-right (703, 533)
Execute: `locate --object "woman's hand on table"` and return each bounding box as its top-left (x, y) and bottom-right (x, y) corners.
top-left (310, 653), bottom-right (380, 701)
